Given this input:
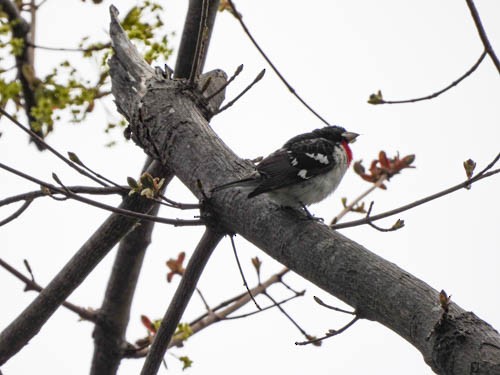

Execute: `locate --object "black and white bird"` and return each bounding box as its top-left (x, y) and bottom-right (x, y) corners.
top-left (212, 126), bottom-right (359, 209)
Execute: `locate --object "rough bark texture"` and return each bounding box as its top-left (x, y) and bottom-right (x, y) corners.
top-left (108, 6), bottom-right (500, 374)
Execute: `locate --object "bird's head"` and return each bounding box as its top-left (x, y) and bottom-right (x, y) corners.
top-left (313, 125), bottom-right (359, 144)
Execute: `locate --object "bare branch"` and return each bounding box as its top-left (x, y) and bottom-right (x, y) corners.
top-left (331, 154), bottom-right (500, 230)
top-left (140, 228), bottom-right (223, 374)
top-left (0, 186), bottom-right (125, 208)
top-left (295, 316), bottom-right (360, 346)
top-left (214, 69), bottom-right (265, 115)
top-left (90, 166), bottom-right (172, 374)
top-left (263, 291), bottom-right (312, 341)
top-left (188, 0), bottom-right (210, 85)
top-left (0, 258), bottom-right (97, 322)
top-left (370, 50), bottom-right (487, 104)
top-left (0, 199), bottom-right (33, 226)
top-left (26, 41), bottom-right (111, 53)
top-left (0, 108), bottom-right (111, 187)
top-left (229, 235), bottom-right (261, 309)
top-left (465, 0), bottom-right (500, 73)
top-left (174, 0), bottom-right (221, 79)
top-left (0, 161), bottom-right (174, 365)
top-left (0, 161), bottom-right (203, 227)
top-left (331, 175), bottom-right (387, 225)
top-left (313, 296), bottom-right (355, 315)
top-left (226, 0), bottom-right (332, 126)
top-left (125, 268), bottom-right (292, 358)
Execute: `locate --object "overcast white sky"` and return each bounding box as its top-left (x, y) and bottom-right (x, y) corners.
top-left (1, 1), bottom-right (499, 374)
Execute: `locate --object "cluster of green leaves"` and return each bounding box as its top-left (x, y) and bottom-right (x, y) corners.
top-left (0, 12), bottom-right (22, 110)
top-left (0, 0), bottom-right (173, 140)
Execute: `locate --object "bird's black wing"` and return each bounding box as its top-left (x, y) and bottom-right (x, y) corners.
top-left (248, 138), bottom-right (338, 198)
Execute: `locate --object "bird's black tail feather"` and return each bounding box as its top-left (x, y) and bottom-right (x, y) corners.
top-left (211, 176), bottom-right (259, 193)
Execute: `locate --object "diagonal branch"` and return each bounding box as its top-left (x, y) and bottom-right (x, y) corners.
top-left (104, 11), bottom-right (500, 374)
top-left (372, 50), bottom-right (488, 105)
top-left (174, 0), bottom-right (221, 79)
top-left (90, 3), bottom-right (222, 372)
top-left (140, 228), bottom-right (223, 374)
top-left (0, 258), bottom-right (97, 322)
top-left (465, 0), bottom-right (500, 73)
top-left (90, 163), bottom-right (172, 375)
top-left (332, 154), bottom-right (500, 230)
top-left (126, 268), bottom-right (292, 358)
top-left (226, 0), bottom-right (331, 126)
top-left (0, 186), bottom-right (125, 208)
top-left (0, 161), bottom-right (171, 364)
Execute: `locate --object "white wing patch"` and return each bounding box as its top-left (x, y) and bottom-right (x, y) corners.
top-left (291, 158), bottom-right (299, 166)
top-left (297, 169), bottom-right (309, 179)
top-left (305, 153), bottom-right (330, 165)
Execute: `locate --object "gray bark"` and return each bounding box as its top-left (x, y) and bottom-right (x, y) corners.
top-left (108, 5), bottom-right (500, 375)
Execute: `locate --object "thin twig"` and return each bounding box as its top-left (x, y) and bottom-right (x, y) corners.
top-left (229, 235), bottom-right (261, 310)
top-left (331, 175), bottom-right (388, 225)
top-left (313, 296), bottom-right (356, 315)
top-left (0, 161), bottom-right (204, 227)
top-left (195, 288), bottom-right (211, 311)
top-left (68, 152), bottom-right (124, 189)
top-left (0, 199), bottom-right (33, 226)
top-left (26, 41), bottom-right (111, 53)
top-left (465, 0), bottom-right (500, 73)
top-left (158, 195), bottom-right (200, 210)
top-left (365, 202), bottom-right (404, 232)
top-left (0, 108), bottom-right (108, 187)
top-left (205, 64), bottom-right (244, 100)
top-left (225, 291), bottom-right (304, 320)
top-left (226, 0), bottom-right (331, 126)
top-left (0, 258), bottom-right (97, 322)
top-left (263, 291), bottom-right (310, 339)
top-left (295, 316), bottom-right (359, 346)
top-left (332, 154), bottom-right (500, 230)
top-left (125, 268), bottom-right (292, 358)
top-left (0, 186), bottom-right (125, 208)
top-left (377, 50), bottom-right (487, 104)
top-left (214, 69), bottom-right (265, 114)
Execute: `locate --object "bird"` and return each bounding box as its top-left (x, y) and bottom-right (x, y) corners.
top-left (212, 126), bottom-right (359, 212)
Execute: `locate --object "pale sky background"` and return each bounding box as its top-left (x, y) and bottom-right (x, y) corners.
top-left (1, 1), bottom-right (499, 374)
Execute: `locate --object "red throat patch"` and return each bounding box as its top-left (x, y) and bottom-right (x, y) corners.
top-left (341, 140), bottom-right (353, 165)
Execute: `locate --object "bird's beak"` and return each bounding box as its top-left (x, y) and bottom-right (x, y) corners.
top-left (342, 132), bottom-right (360, 144)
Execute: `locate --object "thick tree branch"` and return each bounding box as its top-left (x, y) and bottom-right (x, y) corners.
top-left (140, 228), bottom-right (223, 374)
top-left (0, 162), bottom-right (170, 365)
top-left (90, 160), bottom-right (172, 375)
top-left (106, 8), bottom-right (500, 374)
top-left (174, 0), bottom-right (220, 79)
top-left (90, 2), bottom-right (222, 371)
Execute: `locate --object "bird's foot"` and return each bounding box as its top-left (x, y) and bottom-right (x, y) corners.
top-left (300, 204), bottom-right (324, 222)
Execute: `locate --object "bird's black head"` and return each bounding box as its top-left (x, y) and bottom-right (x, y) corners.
top-left (313, 126), bottom-right (359, 144)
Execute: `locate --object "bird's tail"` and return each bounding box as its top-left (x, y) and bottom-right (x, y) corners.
top-left (211, 175), bottom-right (259, 193)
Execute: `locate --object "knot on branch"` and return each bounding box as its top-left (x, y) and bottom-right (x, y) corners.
top-left (108, 5), bottom-right (228, 160)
